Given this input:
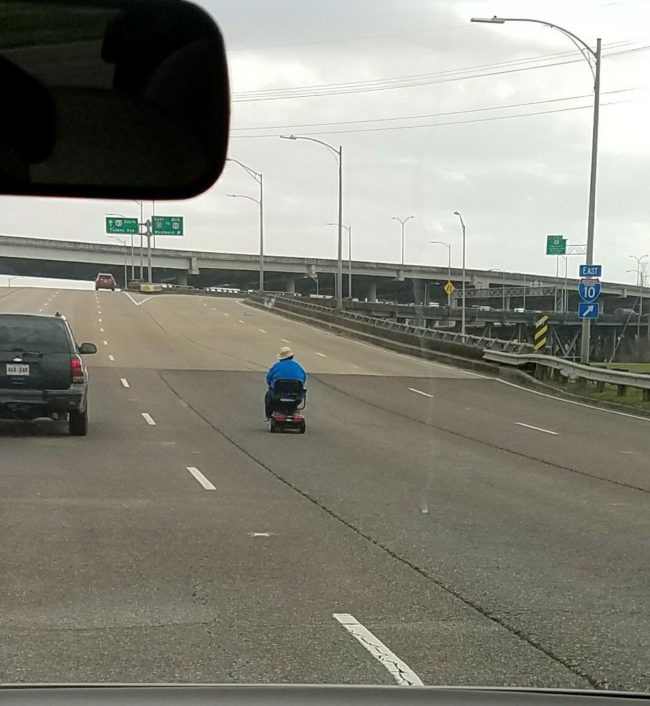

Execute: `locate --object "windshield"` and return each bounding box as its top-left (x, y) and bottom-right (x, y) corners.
top-left (0, 315), bottom-right (70, 352)
top-left (0, 0), bottom-right (649, 694)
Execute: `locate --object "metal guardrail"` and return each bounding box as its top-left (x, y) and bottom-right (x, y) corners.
top-left (483, 350), bottom-right (650, 399)
top-left (257, 294), bottom-right (534, 354)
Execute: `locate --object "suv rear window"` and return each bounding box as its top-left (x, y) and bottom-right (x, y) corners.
top-left (0, 316), bottom-right (71, 353)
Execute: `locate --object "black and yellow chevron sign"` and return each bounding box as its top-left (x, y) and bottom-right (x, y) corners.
top-left (534, 314), bottom-right (549, 351)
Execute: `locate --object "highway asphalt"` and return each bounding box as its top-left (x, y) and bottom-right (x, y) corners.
top-left (0, 287), bottom-right (648, 689)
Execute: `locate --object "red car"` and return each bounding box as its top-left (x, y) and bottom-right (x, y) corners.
top-left (95, 273), bottom-right (116, 291)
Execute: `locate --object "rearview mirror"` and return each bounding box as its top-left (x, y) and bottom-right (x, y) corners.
top-left (78, 343), bottom-right (98, 355)
top-left (1, 0), bottom-right (230, 200)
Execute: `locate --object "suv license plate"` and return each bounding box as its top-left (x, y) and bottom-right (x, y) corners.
top-left (6, 364), bottom-right (30, 376)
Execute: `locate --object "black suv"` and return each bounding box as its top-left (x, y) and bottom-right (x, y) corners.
top-left (0, 313), bottom-right (97, 435)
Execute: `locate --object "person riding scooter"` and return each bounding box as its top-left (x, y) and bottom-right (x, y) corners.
top-left (265, 346), bottom-right (306, 421)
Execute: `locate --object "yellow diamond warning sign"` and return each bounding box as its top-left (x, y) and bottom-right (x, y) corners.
top-left (443, 281), bottom-right (455, 296)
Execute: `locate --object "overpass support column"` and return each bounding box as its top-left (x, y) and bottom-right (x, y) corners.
top-left (286, 277), bottom-right (296, 293)
top-left (366, 282), bottom-right (377, 303)
top-left (176, 272), bottom-right (188, 286)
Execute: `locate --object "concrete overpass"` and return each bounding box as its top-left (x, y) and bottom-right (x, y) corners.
top-left (0, 233), bottom-right (646, 312)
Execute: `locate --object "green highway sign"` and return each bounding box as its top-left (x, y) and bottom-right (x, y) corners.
top-left (152, 216), bottom-right (184, 236)
top-left (546, 234), bottom-right (566, 255)
top-left (105, 217), bottom-right (138, 234)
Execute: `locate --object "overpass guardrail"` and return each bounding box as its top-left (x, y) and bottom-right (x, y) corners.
top-left (252, 293), bottom-right (534, 356)
top-left (482, 350), bottom-right (650, 401)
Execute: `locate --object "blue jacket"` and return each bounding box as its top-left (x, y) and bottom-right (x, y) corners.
top-left (266, 358), bottom-right (306, 389)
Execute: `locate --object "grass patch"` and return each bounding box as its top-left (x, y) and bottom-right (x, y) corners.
top-left (592, 362), bottom-right (650, 373)
top-left (1, 5), bottom-right (110, 49)
top-left (548, 378), bottom-right (650, 413)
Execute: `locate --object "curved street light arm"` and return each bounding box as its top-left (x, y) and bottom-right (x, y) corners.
top-left (280, 134), bottom-right (341, 162)
top-left (228, 193), bottom-right (261, 206)
top-left (226, 157), bottom-right (262, 183)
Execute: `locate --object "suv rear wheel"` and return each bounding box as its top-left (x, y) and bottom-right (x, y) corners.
top-left (69, 408), bottom-right (88, 436)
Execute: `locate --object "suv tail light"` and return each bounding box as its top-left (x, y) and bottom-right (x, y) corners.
top-left (70, 355), bottom-right (85, 383)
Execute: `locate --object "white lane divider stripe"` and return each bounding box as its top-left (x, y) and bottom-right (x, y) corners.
top-left (281, 338), bottom-right (290, 343)
top-left (515, 422), bottom-right (558, 435)
top-left (100, 328), bottom-right (104, 332)
top-left (408, 387), bottom-right (434, 398)
top-left (108, 355), bottom-right (115, 361)
top-left (141, 412), bottom-right (157, 426)
top-left (315, 352), bottom-right (327, 358)
top-left (120, 378), bottom-right (130, 388)
top-left (259, 328), bottom-right (267, 333)
top-left (186, 466), bottom-right (216, 491)
top-left (98, 318), bottom-right (102, 323)
top-left (103, 340), bottom-right (108, 345)
top-left (238, 319), bottom-right (245, 323)
top-left (224, 313), bottom-right (230, 317)
top-left (333, 613), bottom-right (423, 686)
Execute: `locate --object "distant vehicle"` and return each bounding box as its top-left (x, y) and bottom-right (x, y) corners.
top-left (95, 273), bottom-right (116, 291)
top-left (0, 313), bottom-right (97, 435)
top-left (613, 308), bottom-right (636, 318)
top-left (478, 305), bottom-right (491, 311)
top-left (514, 307), bottom-right (525, 313)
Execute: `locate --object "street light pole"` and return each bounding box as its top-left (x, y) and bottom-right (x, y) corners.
top-left (471, 16), bottom-right (601, 364)
top-left (430, 240), bottom-right (452, 307)
top-left (227, 158), bottom-right (264, 292)
top-left (133, 200), bottom-right (144, 280)
top-left (327, 222), bottom-right (352, 298)
top-left (453, 211), bottom-right (466, 335)
top-left (107, 212), bottom-right (135, 282)
top-left (281, 135), bottom-right (343, 308)
top-left (392, 216), bottom-right (414, 266)
top-left (108, 236), bottom-right (128, 288)
top-left (629, 255), bottom-right (648, 339)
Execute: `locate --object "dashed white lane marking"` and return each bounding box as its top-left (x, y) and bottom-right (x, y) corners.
top-left (224, 313), bottom-right (230, 317)
top-left (98, 318), bottom-right (102, 323)
top-left (120, 378), bottom-right (130, 388)
top-left (259, 328), bottom-right (267, 333)
top-left (186, 466), bottom-right (215, 491)
top-left (103, 340), bottom-right (108, 346)
top-left (108, 355), bottom-right (115, 361)
top-left (248, 532), bottom-right (272, 537)
top-left (281, 338), bottom-right (290, 343)
top-left (100, 327), bottom-right (104, 332)
top-left (515, 422), bottom-right (558, 436)
top-left (332, 613), bottom-right (423, 686)
top-left (141, 412), bottom-right (157, 426)
top-left (38, 308), bottom-right (43, 312)
top-left (315, 352), bottom-right (327, 358)
top-left (408, 387), bottom-right (434, 398)
top-left (238, 319), bottom-right (245, 324)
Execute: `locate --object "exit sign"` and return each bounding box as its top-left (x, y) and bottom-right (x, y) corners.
top-left (152, 216), bottom-right (184, 236)
top-left (546, 235), bottom-right (566, 255)
top-left (106, 217), bottom-right (138, 234)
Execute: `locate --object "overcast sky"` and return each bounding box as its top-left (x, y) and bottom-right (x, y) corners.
top-left (1, 0), bottom-right (649, 285)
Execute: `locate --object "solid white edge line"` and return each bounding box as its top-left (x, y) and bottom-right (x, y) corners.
top-left (493, 377), bottom-right (650, 423)
top-left (515, 422), bottom-right (558, 435)
top-left (333, 613), bottom-right (423, 686)
top-left (120, 378), bottom-right (130, 388)
top-left (408, 387), bottom-right (434, 398)
top-left (186, 466), bottom-right (216, 491)
top-left (141, 412), bottom-right (156, 426)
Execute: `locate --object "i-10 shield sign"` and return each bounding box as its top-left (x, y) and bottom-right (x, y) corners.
top-left (578, 278), bottom-right (600, 303)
